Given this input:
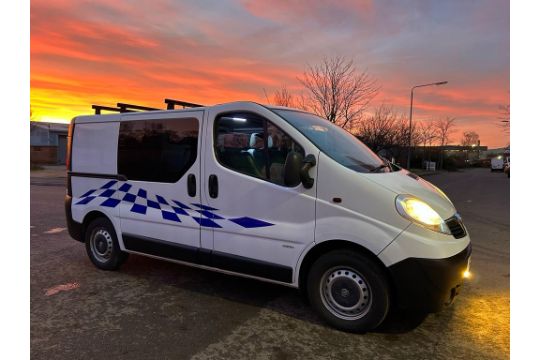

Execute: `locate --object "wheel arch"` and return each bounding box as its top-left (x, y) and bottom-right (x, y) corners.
top-left (82, 210), bottom-right (116, 240)
top-left (297, 240), bottom-right (391, 295)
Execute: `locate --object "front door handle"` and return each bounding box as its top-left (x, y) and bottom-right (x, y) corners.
top-left (187, 174), bottom-right (196, 197)
top-left (209, 174), bottom-right (218, 198)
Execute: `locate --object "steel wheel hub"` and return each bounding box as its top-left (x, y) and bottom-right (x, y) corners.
top-left (320, 267), bottom-right (371, 320)
top-left (90, 228), bottom-right (113, 263)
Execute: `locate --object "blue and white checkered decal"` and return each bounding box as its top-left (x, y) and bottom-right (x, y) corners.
top-left (75, 180), bottom-right (274, 229)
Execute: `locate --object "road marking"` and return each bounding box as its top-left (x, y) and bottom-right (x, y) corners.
top-left (44, 227), bottom-right (66, 234)
top-left (44, 282), bottom-right (80, 296)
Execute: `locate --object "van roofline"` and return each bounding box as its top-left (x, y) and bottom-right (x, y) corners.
top-left (72, 101), bottom-right (312, 124)
top-left (72, 105), bottom-right (209, 124)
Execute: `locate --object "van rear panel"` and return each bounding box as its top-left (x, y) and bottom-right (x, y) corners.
top-left (68, 120), bottom-right (121, 228)
top-left (72, 122), bottom-right (119, 174)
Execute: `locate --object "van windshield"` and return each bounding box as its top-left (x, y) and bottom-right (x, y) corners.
top-left (273, 109), bottom-right (389, 173)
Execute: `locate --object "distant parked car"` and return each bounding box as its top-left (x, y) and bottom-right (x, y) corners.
top-left (491, 157), bottom-right (504, 172)
top-left (476, 159), bottom-right (491, 168)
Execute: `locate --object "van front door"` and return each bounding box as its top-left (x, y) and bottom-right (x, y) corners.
top-left (117, 111), bottom-right (204, 262)
top-left (201, 103), bottom-right (318, 284)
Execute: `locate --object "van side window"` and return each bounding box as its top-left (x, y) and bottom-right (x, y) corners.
top-left (214, 113), bottom-right (304, 186)
top-left (267, 121), bottom-right (304, 185)
top-left (118, 118), bottom-right (198, 183)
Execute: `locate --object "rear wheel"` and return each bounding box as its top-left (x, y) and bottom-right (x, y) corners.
top-left (307, 250), bottom-right (390, 332)
top-left (85, 217), bottom-right (128, 270)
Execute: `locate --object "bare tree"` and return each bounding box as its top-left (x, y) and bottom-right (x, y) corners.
top-left (418, 121), bottom-right (438, 147)
top-left (418, 121), bottom-right (438, 163)
top-left (497, 104), bottom-right (510, 133)
top-left (357, 104), bottom-right (420, 164)
top-left (397, 115), bottom-right (421, 147)
top-left (299, 56), bottom-right (379, 130)
top-left (460, 130), bottom-right (480, 167)
top-left (434, 117), bottom-right (457, 146)
top-left (295, 92), bottom-right (311, 111)
top-left (264, 86), bottom-right (296, 107)
top-left (460, 131), bottom-right (480, 146)
top-left (433, 117), bottom-right (457, 169)
top-left (357, 104), bottom-right (399, 152)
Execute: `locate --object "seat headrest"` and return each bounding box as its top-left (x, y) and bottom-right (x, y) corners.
top-left (249, 133), bottom-right (273, 148)
top-left (249, 133), bottom-right (259, 147)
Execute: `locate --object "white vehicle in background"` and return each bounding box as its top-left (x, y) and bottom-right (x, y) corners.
top-left (65, 99), bottom-right (471, 333)
top-left (491, 156), bottom-right (504, 172)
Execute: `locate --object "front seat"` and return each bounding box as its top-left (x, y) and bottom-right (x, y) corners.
top-left (247, 133), bottom-right (273, 173)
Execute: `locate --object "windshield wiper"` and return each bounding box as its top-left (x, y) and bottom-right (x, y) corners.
top-left (369, 163), bottom-right (391, 173)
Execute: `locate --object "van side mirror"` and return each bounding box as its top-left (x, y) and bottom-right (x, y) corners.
top-left (284, 151), bottom-right (303, 187)
top-left (284, 152), bottom-right (316, 189)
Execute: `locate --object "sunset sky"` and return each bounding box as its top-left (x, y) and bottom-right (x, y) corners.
top-left (30, 0), bottom-right (509, 147)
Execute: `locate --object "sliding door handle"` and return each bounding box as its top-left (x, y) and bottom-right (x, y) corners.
top-left (209, 174), bottom-right (218, 198)
top-left (187, 174), bottom-right (196, 197)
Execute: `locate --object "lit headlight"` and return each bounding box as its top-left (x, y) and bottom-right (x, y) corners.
top-left (395, 195), bottom-right (451, 234)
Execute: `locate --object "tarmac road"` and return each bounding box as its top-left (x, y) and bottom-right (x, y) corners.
top-left (30, 168), bottom-right (509, 359)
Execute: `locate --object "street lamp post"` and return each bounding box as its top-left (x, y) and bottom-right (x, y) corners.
top-left (407, 81), bottom-right (448, 169)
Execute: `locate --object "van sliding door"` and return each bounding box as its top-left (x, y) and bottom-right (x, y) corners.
top-left (117, 111), bottom-right (204, 262)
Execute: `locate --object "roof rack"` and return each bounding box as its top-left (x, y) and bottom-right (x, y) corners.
top-left (164, 98), bottom-right (204, 109)
top-left (92, 98), bottom-right (204, 115)
top-left (92, 105), bottom-right (124, 115)
top-left (117, 103), bottom-right (160, 112)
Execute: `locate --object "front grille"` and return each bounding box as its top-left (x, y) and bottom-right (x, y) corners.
top-left (446, 215), bottom-right (467, 239)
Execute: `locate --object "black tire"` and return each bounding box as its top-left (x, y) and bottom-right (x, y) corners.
top-left (307, 250), bottom-right (390, 333)
top-left (85, 217), bottom-right (128, 270)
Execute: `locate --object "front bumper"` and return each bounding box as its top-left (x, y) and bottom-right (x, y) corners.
top-left (387, 243), bottom-right (472, 313)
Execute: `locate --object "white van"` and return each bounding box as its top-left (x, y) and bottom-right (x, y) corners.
top-left (491, 156), bottom-right (504, 171)
top-left (65, 101), bottom-right (471, 332)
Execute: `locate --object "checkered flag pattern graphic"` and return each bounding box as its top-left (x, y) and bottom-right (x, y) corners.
top-left (75, 180), bottom-right (274, 229)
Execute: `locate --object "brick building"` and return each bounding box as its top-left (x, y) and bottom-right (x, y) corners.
top-left (30, 122), bottom-right (69, 164)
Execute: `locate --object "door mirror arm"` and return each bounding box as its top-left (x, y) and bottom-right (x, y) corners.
top-left (300, 154), bottom-right (316, 189)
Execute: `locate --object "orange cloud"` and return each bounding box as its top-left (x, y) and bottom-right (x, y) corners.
top-left (30, 0), bottom-right (509, 147)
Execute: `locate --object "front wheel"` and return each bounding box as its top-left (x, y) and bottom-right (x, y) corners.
top-left (85, 217), bottom-right (128, 270)
top-left (307, 250), bottom-right (390, 332)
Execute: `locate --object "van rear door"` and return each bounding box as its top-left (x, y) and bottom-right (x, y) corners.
top-left (117, 111), bottom-right (205, 262)
top-left (70, 120), bottom-right (122, 232)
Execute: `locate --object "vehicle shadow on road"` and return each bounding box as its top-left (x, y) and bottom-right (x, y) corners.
top-left (374, 309), bottom-right (429, 333)
top-left (120, 254), bottom-right (427, 334)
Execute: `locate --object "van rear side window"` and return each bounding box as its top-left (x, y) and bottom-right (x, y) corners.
top-left (118, 118), bottom-right (198, 183)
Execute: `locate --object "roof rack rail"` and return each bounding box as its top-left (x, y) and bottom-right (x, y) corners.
top-left (117, 103), bottom-right (161, 112)
top-left (164, 98), bottom-right (204, 109)
top-left (92, 105), bottom-right (124, 115)
top-left (92, 99), bottom-right (203, 115)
